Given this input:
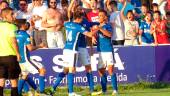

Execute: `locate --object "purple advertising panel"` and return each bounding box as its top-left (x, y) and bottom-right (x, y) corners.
top-left (155, 45), bottom-right (170, 82)
top-left (5, 46), bottom-right (157, 87)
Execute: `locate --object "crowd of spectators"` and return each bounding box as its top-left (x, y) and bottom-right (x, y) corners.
top-left (0, 0), bottom-right (169, 47)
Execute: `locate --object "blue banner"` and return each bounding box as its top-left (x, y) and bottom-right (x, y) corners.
top-left (6, 45), bottom-right (168, 87)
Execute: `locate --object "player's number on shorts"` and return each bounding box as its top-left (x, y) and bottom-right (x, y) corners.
top-left (67, 30), bottom-right (72, 41)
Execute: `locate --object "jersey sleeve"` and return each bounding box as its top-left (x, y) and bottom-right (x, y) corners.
top-left (78, 25), bottom-right (88, 34)
top-left (105, 24), bottom-right (113, 33)
top-left (24, 33), bottom-right (31, 45)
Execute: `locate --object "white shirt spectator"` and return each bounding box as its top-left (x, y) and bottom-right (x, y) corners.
top-left (153, 0), bottom-right (167, 18)
top-left (57, 0), bottom-right (70, 10)
top-left (16, 10), bottom-right (32, 20)
top-left (110, 11), bottom-right (125, 40)
top-left (124, 19), bottom-right (139, 40)
top-left (28, 3), bottom-right (47, 30)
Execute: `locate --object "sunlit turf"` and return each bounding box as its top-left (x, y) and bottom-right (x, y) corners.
top-left (4, 82), bottom-right (170, 96)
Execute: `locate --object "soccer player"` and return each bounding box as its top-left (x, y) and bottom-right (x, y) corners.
top-left (92, 9), bottom-right (118, 95)
top-left (66, 1), bottom-right (101, 95)
top-left (15, 19), bottom-right (46, 95)
top-left (50, 11), bottom-right (97, 96)
top-left (0, 7), bottom-right (21, 96)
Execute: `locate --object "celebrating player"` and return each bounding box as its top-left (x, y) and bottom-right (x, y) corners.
top-left (15, 19), bottom-right (46, 95)
top-left (50, 11), bottom-right (97, 96)
top-left (92, 9), bottom-right (118, 95)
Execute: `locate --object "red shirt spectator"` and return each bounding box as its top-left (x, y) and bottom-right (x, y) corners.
top-left (86, 0), bottom-right (99, 22)
top-left (86, 11), bottom-right (99, 22)
top-left (151, 20), bottom-right (169, 44)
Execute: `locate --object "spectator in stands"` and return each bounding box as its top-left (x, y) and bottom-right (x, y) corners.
top-left (139, 12), bottom-right (154, 45)
top-left (109, 0), bottom-right (125, 45)
top-left (16, 0), bottom-right (31, 20)
top-left (86, 0), bottom-right (99, 22)
top-left (81, 0), bottom-right (91, 9)
top-left (120, 1), bottom-right (139, 45)
top-left (86, 0), bottom-right (99, 49)
top-left (141, 0), bottom-right (152, 10)
top-left (141, 4), bottom-right (148, 16)
top-left (0, 0), bottom-right (8, 12)
top-left (29, 0), bottom-right (48, 48)
top-left (105, 0), bottom-right (114, 14)
top-left (0, 0), bottom-right (9, 19)
top-left (152, 3), bottom-right (159, 13)
top-left (153, 0), bottom-right (167, 19)
top-left (58, 0), bottom-right (69, 22)
top-left (41, 0), bottom-right (65, 48)
top-left (166, 0), bottom-right (170, 11)
top-left (0, 7), bottom-right (21, 96)
top-left (151, 11), bottom-right (169, 45)
top-left (137, 4), bottom-right (148, 25)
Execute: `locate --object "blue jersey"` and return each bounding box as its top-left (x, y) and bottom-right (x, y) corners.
top-left (16, 30), bottom-right (31, 63)
top-left (64, 22), bottom-right (88, 51)
top-left (97, 23), bottom-right (113, 52)
top-left (78, 18), bottom-right (99, 48)
top-left (140, 22), bottom-right (154, 43)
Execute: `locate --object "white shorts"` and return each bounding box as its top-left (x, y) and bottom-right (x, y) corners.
top-left (19, 59), bottom-right (44, 75)
top-left (78, 48), bottom-right (91, 66)
top-left (47, 31), bottom-right (65, 48)
top-left (98, 52), bottom-right (115, 69)
top-left (63, 49), bottom-right (78, 67)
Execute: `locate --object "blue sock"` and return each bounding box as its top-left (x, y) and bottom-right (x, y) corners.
top-left (18, 79), bottom-right (26, 94)
top-left (111, 74), bottom-right (118, 91)
top-left (86, 72), bottom-right (94, 92)
top-left (67, 73), bottom-right (74, 93)
top-left (39, 76), bottom-right (45, 93)
top-left (53, 72), bottom-right (66, 90)
top-left (101, 73), bottom-right (107, 92)
top-left (23, 83), bottom-right (29, 93)
top-left (27, 75), bottom-right (37, 90)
